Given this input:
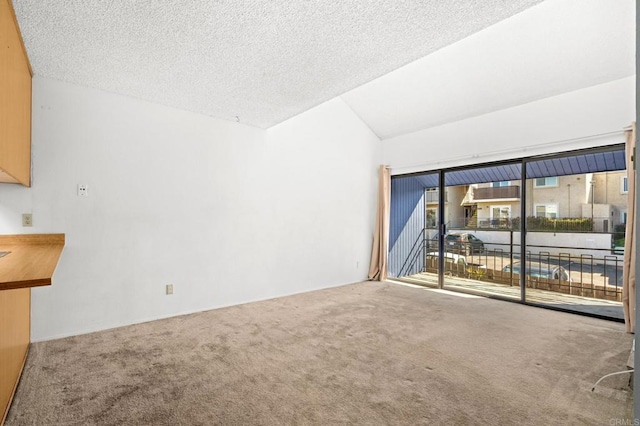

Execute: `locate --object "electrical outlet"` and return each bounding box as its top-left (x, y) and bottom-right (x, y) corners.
top-left (166, 284), bottom-right (174, 295)
top-left (22, 213), bottom-right (32, 227)
top-left (78, 184), bottom-right (89, 196)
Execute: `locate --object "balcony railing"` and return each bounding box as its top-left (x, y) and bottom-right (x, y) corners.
top-left (472, 216), bottom-right (604, 232)
top-left (473, 186), bottom-right (520, 200)
top-left (403, 236), bottom-right (623, 303)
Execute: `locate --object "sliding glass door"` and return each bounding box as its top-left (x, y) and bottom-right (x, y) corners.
top-left (388, 145), bottom-right (627, 320)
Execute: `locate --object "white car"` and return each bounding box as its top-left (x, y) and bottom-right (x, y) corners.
top-left (425, 251), bottom-right (467, 266)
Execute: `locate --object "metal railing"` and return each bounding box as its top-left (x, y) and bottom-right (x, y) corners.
top-left (458, 216), bottom-right (612, 233)
top-left (425, 190), bottom-right (447, 203)
top-left (473, 186), bottom-right (520, 200)
top-left (398, 230), bottom-right (623, 302)
top-left (397, 228), bottom-right (430, 278)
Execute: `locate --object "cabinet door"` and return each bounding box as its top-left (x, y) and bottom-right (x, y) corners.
top-left (0, 288), bottom-right (30, 423)
top-left (0, 0), bottom-right (32, 186)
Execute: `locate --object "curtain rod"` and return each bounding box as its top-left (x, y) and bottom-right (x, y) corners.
top-left (390, 128), bottom-right (628, 173)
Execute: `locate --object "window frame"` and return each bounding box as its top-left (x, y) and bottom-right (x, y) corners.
top-left (426, 207), bottom-right (437, 228)
top-left (621, 176), bottom-right (628, 194)
top-left (534, 203), bottom-right (559, 219)
top-left (489, 205), bottom-right (512, 219)
top-left (533, 176), bottom-right (559, 188)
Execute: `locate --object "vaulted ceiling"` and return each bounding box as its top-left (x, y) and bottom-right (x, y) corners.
top-left (341, 0), bottom-right (636, 139)
top-left (12, 0), bottom-right (635, 138)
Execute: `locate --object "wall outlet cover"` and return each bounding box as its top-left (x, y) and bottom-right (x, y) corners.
top-left (78, 184), bottom-right (89, 196)
top-left (22, 213), bottom-right (32, 227)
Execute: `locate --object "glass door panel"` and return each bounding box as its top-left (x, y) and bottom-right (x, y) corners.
top-left (441, 164), bottom-right (522, 300)
top-left (523, 149), bottom-right (626, 319)
top-left (388, 172), bottom-right (440, 287)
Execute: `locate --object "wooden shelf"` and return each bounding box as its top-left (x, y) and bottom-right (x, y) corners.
top-left (0, 234), bottom-right (65, 291)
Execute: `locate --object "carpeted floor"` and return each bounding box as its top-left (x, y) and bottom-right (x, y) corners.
top-left (6, 281), bottom-right (634, 425)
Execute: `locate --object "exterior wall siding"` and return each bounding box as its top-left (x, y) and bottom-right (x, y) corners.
top-left (389, 176), bottom-right (426, 277)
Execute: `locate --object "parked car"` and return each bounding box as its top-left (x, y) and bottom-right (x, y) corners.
top-left (502, 262), bottom-right (571, 281)
top-left (431, 233), bottom-right (485, 255)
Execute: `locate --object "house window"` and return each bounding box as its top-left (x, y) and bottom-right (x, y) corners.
top-left (621, 176), bottom-right (628, 194)
top-left (490, 205), bottom-right (511, 219)
top-left (534, 177), bottom-right (558, 188)
top-left (534, 204), bottom-right (558, 219)
top-left (489, 206), bottom-right (511, 226)
top-left (492, 181), bottom-right (509, 187)
top-left (621, 209), bottom-right (628, 224)
top-left (426, 208), bottom-right (437, 228)
top-left (425, 187), bottom-right (438, 203)
top-left (489, 205), bottom-right (511, 228)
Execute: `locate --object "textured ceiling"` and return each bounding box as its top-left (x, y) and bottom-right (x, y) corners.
top-left (12, 0), bottom-right (543, 129)
top-left (342, 0), bottom-right (636, 139)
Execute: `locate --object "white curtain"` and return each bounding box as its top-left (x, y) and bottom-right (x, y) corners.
top-left (623, 123), bottom-right (636, 333)
top-left (368, 165), bottom-right (391, 281)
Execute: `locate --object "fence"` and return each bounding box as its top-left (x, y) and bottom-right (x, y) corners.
top-left (417, 239), bottom-right (623, 302)
top-left (471, 217), bottom-right (597, 232)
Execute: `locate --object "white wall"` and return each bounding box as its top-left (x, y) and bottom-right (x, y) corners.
top-left (383, 76), bottom-right (635, 174)
top-left (0, 77), bottom-right (380, 341)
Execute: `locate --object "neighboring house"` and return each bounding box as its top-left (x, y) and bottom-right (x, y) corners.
top-left (425, 186), bottom-right (467, 229)
top-left (429, 170), bottom-right (629, 232)
top-left (528, 171), bottom-right (628, 232)
top-left (590, 170), bottom-right (629, 230)
top-left (471, 181), bottom-right (520, 229)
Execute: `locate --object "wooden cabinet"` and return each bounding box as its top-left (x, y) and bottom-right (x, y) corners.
top-left (0, 288), bottom-right (30, 424)
top-left (0, 0), bottom-right (32, 186)
top-left (0, 234), bottom-right (65, 424)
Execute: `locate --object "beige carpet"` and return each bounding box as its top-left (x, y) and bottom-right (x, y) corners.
top-left (6, 281), bottom-right (633, 425)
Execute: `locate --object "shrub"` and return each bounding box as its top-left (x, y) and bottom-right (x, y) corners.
top-left (614, 224), bottom-right (626, 233)
top-left (501, 217), bottom-right (593, 232)
top-left (476, 216), bottom-right (593, 232)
